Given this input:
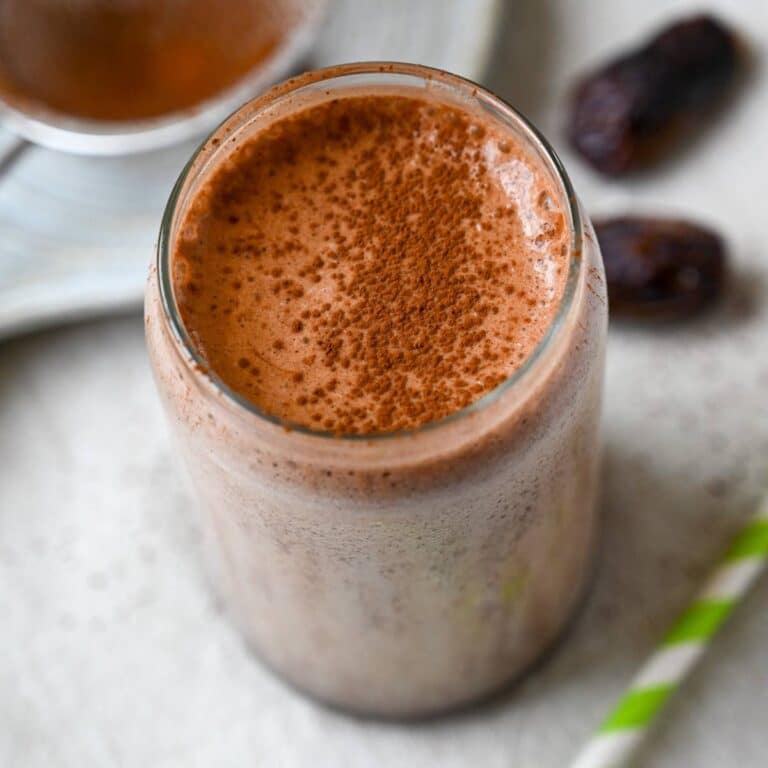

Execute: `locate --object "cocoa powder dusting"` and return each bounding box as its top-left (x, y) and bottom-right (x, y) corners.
top-left (173, 94), bottom-right (569, 434)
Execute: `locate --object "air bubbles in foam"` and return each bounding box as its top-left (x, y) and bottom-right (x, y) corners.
top-left (483, 140), bottom-right (562, 297)
top-left (483, 141), bottom-right (548, 242)
top-left (538, 192), bottom-right (555, 212)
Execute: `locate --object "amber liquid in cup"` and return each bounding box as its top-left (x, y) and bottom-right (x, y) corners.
top-left (146, 64), bottom-right (608, 717)
top-left (0, 0), bottom-right (301, 122)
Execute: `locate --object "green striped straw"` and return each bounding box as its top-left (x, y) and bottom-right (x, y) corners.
top-left (570, 495), bottom-right (768, 768)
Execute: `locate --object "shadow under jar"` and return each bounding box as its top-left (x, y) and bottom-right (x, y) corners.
top-left (145, 63), bottom-right (608, 717)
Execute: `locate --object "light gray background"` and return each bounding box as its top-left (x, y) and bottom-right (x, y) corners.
top-left (2, 1), bottom-right (767, 766)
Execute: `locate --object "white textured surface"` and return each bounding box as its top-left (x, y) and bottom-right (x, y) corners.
top-left (2, 1), bottom-right (768, 767)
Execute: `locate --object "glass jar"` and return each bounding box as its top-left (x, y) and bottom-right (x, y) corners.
top-left (145, 62), bottom-right (608, 717)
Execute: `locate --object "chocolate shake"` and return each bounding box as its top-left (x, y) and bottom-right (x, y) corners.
top-left (173, 93), bottom-right (569, 434)
top-left (0, 0), bottom-right (308, 122)
top-left (146, 64), bottom-right (608, 716)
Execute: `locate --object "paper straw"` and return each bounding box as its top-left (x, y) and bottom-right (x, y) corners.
top-left (570, 495), bottom-right (768, 768)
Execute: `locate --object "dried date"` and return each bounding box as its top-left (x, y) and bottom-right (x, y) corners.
top-left (569, 16), bottom-right (740, 175)
top-left (594, 217), bottom-right (726, 319)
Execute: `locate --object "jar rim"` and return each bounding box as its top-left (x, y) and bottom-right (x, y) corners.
top-left (156, 61), bottom-right (585, 444)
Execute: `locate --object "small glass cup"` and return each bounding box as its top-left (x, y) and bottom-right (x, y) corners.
top-left (145, 62), bottom-right (608, 717)
top-left (0, 0), bottom-right (327, 155)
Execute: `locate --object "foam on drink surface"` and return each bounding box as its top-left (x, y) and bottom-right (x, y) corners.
top-left (173, 93), bottom-right (569, 434)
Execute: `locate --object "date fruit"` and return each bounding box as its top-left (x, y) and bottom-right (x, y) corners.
top-left (569, 15), bottom-right (740, 175)
top-left (594, 217), bottom-right (726, 319)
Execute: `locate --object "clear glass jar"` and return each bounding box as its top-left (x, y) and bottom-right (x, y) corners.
top-left (145, 63), bottom-right (608, 717)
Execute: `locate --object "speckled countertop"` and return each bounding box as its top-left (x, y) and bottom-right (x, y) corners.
top-left (2, 1), bottom-right (767, 766)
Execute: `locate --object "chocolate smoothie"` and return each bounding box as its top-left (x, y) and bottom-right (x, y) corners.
top-left (0, 0), bottom-right (302, 121)
top-left (173, 94), bottom-right (569, 433)
top-left (146, 64), bottom-right (607, 716)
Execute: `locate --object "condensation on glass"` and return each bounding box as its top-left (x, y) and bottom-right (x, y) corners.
top-left (145, 63), bottom-right (608, 717)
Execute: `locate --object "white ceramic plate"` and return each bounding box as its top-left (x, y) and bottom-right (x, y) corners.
top-left (0, 0), bottom-right (502, 339)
